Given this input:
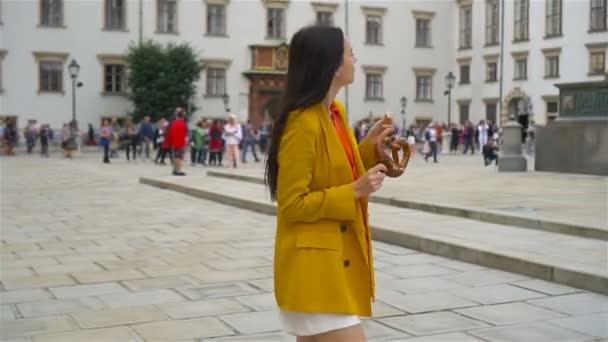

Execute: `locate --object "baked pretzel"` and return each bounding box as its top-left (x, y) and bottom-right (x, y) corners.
top-left (378, 131), bottom-right (411, 178)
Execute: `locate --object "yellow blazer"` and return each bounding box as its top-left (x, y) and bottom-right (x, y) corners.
top-left (274, 100), bottom-right (378, 317)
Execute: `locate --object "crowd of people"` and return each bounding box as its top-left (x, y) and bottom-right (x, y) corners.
top-left (3, 109), bottom-right (537, 170)
top-left (353, 117), bottom-right (518, 166)
top-left (95, 107), bottom-right (272, 175)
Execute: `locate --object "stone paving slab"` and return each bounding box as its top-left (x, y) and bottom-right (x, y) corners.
top-left (379, 311), bottom-right (489, 336)
top-left (140, 174), bottom-right (608, 295)
top-left (2, 155), bottom-right (608, 341)
top-left (72, 305), bottom-right (168, 329)
top-left (205, 153), bottom-right (608, 237)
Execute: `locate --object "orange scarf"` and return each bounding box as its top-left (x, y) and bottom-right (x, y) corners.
top-left (330, 102), bottom-right (359, 181)
top-left (330, 102), bottom-right (371, 264)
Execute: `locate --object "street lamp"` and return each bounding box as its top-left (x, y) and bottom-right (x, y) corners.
top-left (400, 96), bottom-right (407, 137)
top-left (67, 59), bottom-right (82, 139)
top-left (222, 93), bottom-right (230, 113)
top-left (444, 72), bottom-right (456, 125)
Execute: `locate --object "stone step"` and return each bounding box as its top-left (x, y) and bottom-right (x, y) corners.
top-left (139, 175), bottom-right (608, 296)
top-left (205, 170), bottom-right (608, 241)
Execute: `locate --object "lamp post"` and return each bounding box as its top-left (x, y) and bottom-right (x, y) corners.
top-left (444, 72), bottom-right (456, 125)
top-left (222, 93), bottom-right (230, 113)
top-left (67, 59), bottom-right (81, 141)
top-left (400, 96), bottom-right (407, 137)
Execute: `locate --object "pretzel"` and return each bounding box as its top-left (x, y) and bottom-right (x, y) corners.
top-left (378, 130), bottom-right (411, 178)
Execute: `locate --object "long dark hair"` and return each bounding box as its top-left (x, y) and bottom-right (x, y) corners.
top-left (265, 25), bottom-right (345, 202)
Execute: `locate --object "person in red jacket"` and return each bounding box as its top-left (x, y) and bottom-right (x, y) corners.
top-left (165, 109), bottom-right (188, 176)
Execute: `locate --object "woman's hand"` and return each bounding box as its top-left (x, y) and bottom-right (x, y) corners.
top-left (353, 163), bottom-right (388, 199)
top-left (365, 113), bottom-right (394, 143)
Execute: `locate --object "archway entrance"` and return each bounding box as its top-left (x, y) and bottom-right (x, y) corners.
top-left (262, 97), bottom-right (280, 123)
top-left (502, 87), bottom-right (532, 142)
top-left (243, 43), bottom-right (288, 128)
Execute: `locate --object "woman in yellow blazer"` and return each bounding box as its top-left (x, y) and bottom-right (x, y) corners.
top-left (265, 25), bottom-right (395, 341)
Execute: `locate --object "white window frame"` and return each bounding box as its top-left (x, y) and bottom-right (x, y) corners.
top-left (459, 5), bottom-right (472, 49)
top-left (202, 58), bottom-right (231, 97)
top-left (514, 0), bottom-right (529, 41)
top-left (590, 0), bottom-right (607, 31)
top-left (362, 7), bottom-right (385, 45)
top-left (33, 51), bottom-right (68, 94)
top-left (542, 48), bottom-right (561, 79)
top-left (412, 10), bottom-right (434, 48)
top-left (485, 0), bottom-right (499, 45)
top-left (104, 0), bottom-right (126, 30)
top-left (512, 51), bottom-right (528, 80)
top-left (413, 67), bottom-right (436, 103)
top-left (157, 0), bottom-right (178, 34)
top-left (206, 2), bottom-right (226, 36)
top-left (545, 0), bottom-right (562, 37)
top-left (39, 0), bottom-right (63, 27)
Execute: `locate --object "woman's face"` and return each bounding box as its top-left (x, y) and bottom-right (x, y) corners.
top-left (334, 37), bottom-right (356, 87)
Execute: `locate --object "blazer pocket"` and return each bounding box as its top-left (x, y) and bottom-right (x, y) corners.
top-left (296, 230), bottom-right (341, 251)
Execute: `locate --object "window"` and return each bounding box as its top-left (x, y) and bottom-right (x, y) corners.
top-left (459, 5), bottom-right (472, 49)
top-left (207, 4), bottom-right (226, 35)
top-left (157, 0), bottom-right (177, 33)
top-left (459, 103), bottom-right (470, 123)
top-left (545, 98), bottom-right (559, 121)
top-left (39, 61), bottom-right (63, 92)
top-left (514, 0), bottom-right (529, 41)
top-left (40, 0), bottom-right (63, 27)
top-left (415, 19), bottom-right (431, 47)
top-left (486, 102), bottom-right (497, 123)
top-left (416, 76), bottom-right (432, 101)
top-left (590, 0), bottom-right (607, 31)
top-left (365, 73), bottom-right (383, 100)
top-left (547, 101), bottom-right (558, 113)
top-left (267, 7), bottom-right (285, 39)
top-left (590, 51), bottom-right (606, 74)
top-left (104, 64), bottom-right (126, 93)
top-left (34, 52), bottom-right (68, 93)
top-left (545, 0), bottom-right (562, 37)
top-left (366, 15), bottom-right (382, 44)
top-left (317, 11), bottom-right (333, 26)
top-left (460, 64), bottom-right (470, 84)
top-left (104, 0), bottom-right (125, 30)
top-left (487, 62), bottom-right (498, 82)
top-left (413, 67), bottom-right (435, 102)
top-left (312, 2), bottom-right (338, 26)
top-left (206, 67), bottom-right (226, 96)
top-left (514, 58), bottom-right (527, 80)
top-left (545, 56), bottom-right (560, 78)
top-left (485, 0), bottom-right (499, 45)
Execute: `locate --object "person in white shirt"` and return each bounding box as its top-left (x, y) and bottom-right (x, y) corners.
top-left (424, 125), bottom-right (438, 163)
top-left (223, 114), bottom-right (243, 168)
top-left (478, 120), bottom-right (489, 149)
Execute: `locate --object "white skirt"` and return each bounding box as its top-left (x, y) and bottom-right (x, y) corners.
top-left (279, 309), bottom-right (361, 336)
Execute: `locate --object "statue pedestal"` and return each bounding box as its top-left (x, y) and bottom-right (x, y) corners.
top-left (535, 81), bottom-right (608, 176)
top-left (499, 120), bottom-right (527, 172)
top-left (441, 132), bottom-right (451, 154)
top-left (536, 119), bottom-right (608, 175)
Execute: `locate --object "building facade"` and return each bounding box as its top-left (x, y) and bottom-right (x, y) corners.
top-left (0, 0), bottom-right (606, 131)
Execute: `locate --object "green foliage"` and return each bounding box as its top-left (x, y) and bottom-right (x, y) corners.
top-left (126, 40), bottom-right (203, 122)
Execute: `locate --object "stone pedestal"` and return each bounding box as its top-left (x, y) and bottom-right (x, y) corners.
top-left (536, 119), bottom-right (608, 175)
top-left (535, 80), bottom-right (608, 176)
top-left (441, 132), bottom-right (451, 154)
top-left (498, 120), bottom-right (527, 172)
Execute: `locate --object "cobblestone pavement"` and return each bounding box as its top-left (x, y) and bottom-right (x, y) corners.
top-left (1, 153), bottom-right (607, 341)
